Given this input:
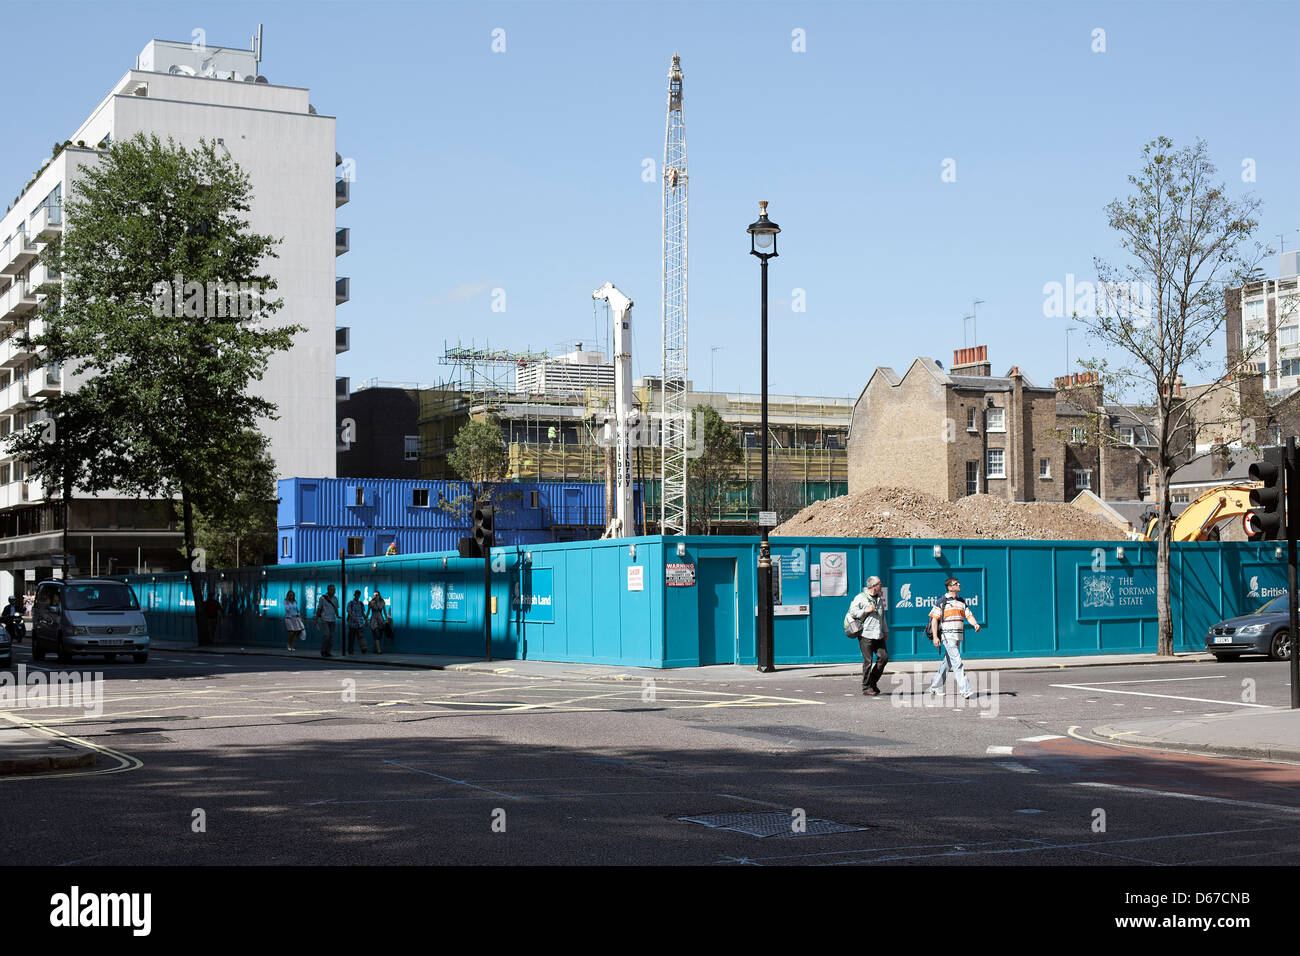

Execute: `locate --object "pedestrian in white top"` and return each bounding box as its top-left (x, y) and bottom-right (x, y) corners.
top-left (284, 591), bottom-right (305, 651)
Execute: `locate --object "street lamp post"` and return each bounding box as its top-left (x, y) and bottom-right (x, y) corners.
top-left (748, 201), bottom-right (780, 673)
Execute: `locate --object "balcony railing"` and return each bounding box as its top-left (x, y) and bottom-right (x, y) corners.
top-left (30, 203), bottom-right (62, 239)
top-left (336, 277), bottom-right (349, 304)
top-left (335, 227), bottom-right (349, 255)
top-left (335, 326), bottom-right (350, 353)
top-left (336, 376), bottom-right (350, 402)
top-left (335, 179), bottom-right (350, 207)
top-left (0, 231), bottom-right (37, 277)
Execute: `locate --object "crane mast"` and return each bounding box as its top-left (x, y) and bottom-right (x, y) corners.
top-left (661, 53), bottom-right (689, 536)
top-left (593, 283), bottom-right (636, 539)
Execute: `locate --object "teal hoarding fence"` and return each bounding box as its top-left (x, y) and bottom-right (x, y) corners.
top-left (126, 537), bottom-right (1290, 668)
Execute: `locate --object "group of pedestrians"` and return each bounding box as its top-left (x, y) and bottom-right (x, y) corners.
top-left (282, 587), bottom-right (393, 659)
top-left (843, 575), bottom-right (981, 699)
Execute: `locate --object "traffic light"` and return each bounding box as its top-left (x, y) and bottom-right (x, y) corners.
top-left (472, 500), bottom-right (495, 557)
top-left (1248, 448), bottom-right (1287, 540)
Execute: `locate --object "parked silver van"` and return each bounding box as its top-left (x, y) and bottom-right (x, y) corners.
top-left (32, 579), bottom-right (149, 664)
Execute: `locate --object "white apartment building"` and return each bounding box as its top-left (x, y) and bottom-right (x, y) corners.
top-left (1228, 251), bottom-right (1300, 388)
top-left (0, 37), bottom-right (347, 580)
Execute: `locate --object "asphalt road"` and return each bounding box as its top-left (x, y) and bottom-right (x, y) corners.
top-left (2, 645), bottom-right (1297, 866)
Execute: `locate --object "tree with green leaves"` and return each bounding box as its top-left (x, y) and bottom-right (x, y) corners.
top-left (191, 430), bottom-right (278, 568)
top-left (687, 404), bottom-right (742, 535)
top-left (446, 417), bottom-right (509, 514)
top-left (5, 132), bottom-right (300, 645)
top-left (1073, 136), bottom-right (1266, 655)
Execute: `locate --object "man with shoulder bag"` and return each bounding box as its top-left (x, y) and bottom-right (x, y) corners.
top-left (845, 576), bottom-right (889, 696)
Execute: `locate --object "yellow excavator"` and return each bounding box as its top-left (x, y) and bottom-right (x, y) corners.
top-left (1141, 483), bottom-right (1260, 541)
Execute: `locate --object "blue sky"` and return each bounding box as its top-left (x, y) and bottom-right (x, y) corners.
top-left (4, 0), bottom-right (1298, 401)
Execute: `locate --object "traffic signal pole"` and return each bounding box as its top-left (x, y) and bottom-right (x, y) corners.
top-left (1289, 438), bottom-right (1299, 709)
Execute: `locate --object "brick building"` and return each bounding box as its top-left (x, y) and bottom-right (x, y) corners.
top-left (849, 346), bottom-right (1062, 501)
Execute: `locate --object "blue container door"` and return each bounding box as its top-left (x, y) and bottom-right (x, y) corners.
top-left (564, 488), bottom-right (581, 524)
top-left (698, 558), bottom-right (737, 665)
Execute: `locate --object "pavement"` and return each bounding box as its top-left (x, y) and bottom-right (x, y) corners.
top-left (1, 639), bottom-right (1296, 773)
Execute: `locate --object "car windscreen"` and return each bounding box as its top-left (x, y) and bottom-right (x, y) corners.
top-left (1254, 596), bottom-right (1286, 615)
top-left (63, 584), bottom-right (140, 611)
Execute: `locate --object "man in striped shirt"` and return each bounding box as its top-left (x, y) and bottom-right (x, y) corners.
top-left (927, 577), bottom-right (980, 700)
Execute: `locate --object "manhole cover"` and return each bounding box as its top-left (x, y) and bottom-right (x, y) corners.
top-left (679, 811), bottom-right (869, 838)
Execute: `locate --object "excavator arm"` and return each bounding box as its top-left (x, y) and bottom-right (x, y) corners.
top-left (1142, 483), bottom-right (1262, 541)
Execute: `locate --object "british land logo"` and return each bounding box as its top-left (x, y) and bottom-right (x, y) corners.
top-left (1247, 576), bottom-right (1286, 599)
top-left (894, 583), bottom-right (912, 608)
top-left (430, 583), bottom-right (445, 612)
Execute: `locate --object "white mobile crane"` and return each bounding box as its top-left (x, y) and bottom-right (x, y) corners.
top-left (592, 283), bottom-right (636, 538)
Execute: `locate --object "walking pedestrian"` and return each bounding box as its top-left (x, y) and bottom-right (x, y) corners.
top-left (844, 576), bottom-right (889, 695)
top-left (284, 590), bottom-right (305, 650)
top-left (315, 584), bottom-right (340, 658)
top-left (367, 589), bottom-right (390, 653)
top-left (346, 589), bottom-right (367, 655)
top-left (926, 576), bottom-right (980, 700)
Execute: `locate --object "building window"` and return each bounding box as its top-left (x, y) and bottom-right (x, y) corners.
top-left (986, 448), bottom-right (1005, 478)
top-left (1280, 326), bottom-right (1299, 347)
top-left (1244, 298), bottom-right (1267, 321)
top-left (966, 407), bottom-right (977, 432)
top-left (1270, 424), bottom-right (1283, 445)
top-left (985, 407), bottom-right (1005, 432)
top-left (412, 488), bottom-right (429, 507)
top-left (347, 536), bottom-right (364, 556)
top-left (1172, 492), bottom-right (1190, 504)
top-left (280, 536), bottom-right (290, 558)
top-left (1070, 426), bottom-right (1086, 444)
top-left (404, 436), bottom-right (419, 461)
top-left (1074, 469), bottom-right (1092, 490)
top-left (1117, 426), bottom-right (1134, 445)
top-left (966, 461), bottom-right (979, 496)
top-left (351, 486), bottom-right (364, 507)
top-left (530, 490), bottom-right (540, 508)
top-left (1283, 359), bottom-right (1300, 378)
top-left (1039, 458), bottom-right (1051, 478)
top-left (1258, 362), bottom-right (1267, 375)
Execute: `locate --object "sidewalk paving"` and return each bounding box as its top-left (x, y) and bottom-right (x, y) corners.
top-left (0, 725), bottom-right (97, 775)
top-left (1093, 708), bottom-right (1300, 763)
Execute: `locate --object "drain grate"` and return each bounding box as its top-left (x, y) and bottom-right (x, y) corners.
top-left (679, 811), bottom-right (869, 838)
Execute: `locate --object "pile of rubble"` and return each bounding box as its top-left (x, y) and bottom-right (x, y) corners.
top-left (772, 487), bottom-right (1126, 541)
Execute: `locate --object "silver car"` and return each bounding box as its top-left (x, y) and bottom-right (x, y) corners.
top-left (31, 579), bottom-right (150, 664)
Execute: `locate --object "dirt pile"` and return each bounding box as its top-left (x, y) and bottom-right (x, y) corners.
top-left (772, 487), bottom-right (1126, 541)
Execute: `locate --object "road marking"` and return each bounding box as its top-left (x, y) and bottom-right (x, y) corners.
top-left (1077, 676), bottom-right (1226, 685)
top-left (1018, 734), bottom-right (1066, 742)
top-left (995, 761), bottom-right (1037, 773)
top-left (1050, 682), bottom-right (1271, 708)
top-left (380, 759), bottom-right (520, 800)
top-left (1075, 781), bottom-right (1300, 814)
top-left (986, 746), bottom-right (1014, 755)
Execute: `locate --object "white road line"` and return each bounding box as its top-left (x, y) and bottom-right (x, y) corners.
top-left (1075, 781), bottom-right (1300, 814)
top-left (1018, 734), bottom-right (1066, 742)
top-left (985, 745), bottom-right (1014, 755)
top-left (995, 761), bottom-right (1037, 773)
top-left (380, 759), bottom-right (520, 800)
top-left (1075, 676), bottom-right (1226, 685)
top-left (1050, 682), bottom-right (1271, 708)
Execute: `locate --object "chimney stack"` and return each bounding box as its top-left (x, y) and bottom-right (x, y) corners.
top-left (951, 345), bottom-right (992, 376)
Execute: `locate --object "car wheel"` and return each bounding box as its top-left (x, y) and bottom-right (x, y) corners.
top-left (133, 652), bottom-right (148, 664)
top-left (1270, 630), bottom-right (1292, 661)
top-left (1212, 652), bottom-right (1241, 661)
top-left (56, 635), bottom-right (71, 664)
top-left (32, 639), bottom-right (46, 661)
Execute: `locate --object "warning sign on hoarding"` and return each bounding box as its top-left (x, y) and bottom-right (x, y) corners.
top-left (627, 566), bottom-right (644, 591)
top-left (666, 563), bottom-right (695, 587)
top-left (818, 551), bottom-right (848, 597)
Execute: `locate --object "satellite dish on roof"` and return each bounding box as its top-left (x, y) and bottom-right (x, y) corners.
top-left (168, 64), bottom-right (196, 76)
top-left (255, 75), bottom-right (269, 83)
